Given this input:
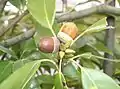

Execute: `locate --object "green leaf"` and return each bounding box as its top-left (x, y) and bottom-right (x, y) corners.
top-left (71, 17), bottom-right (107, 46)
top-left (117, 0), bottom-right (120, 4)
top-left (34, 22), bottom-right (53, 45)
top-left (85, 17), bottom-right (107, 33)
top-left (93, 42), bottom-right (113, 55)
top-left (63, 62), bottom-right (80, 81)
top-left (24, 78), bottom-right (41, 89)
top-left (81, 68), bottom-right (120, 89)
top-left (22, 38), bottom-right (36, 52)
top-left (0, 45), bottom-right (17, 59)
top-left (0, 61), bottom-right (13, 83)
top-left (9, 0), bottom-right (26, 9)
top-left (0, 61), bottom-right (40, 89)
top-left (54, 73), bottom-right (63, 89)
top-left (36, 75), bottom-right (54, 85)
top-left (27, 0), bottom-right (56, 36)
top-left (13, 60), bottom-right (24, 71)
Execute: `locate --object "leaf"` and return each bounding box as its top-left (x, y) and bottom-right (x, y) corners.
top-left (9, 0), bottom-right (26, 9)
top-left (118, 0), bottom-right (120, 4)
top-left (24, 78), bottom-right (41, 89)
top-left (36, 75), bottom-right (54, 85)
top-left (27, 0), bottom-right (56, 36)
top-left (22, 38), bottom-right (36, 52)
top-left (71, 17), bottom-right (107, 46)
top-left (63, 62), bottom-right (80, 81)
top-left (93, 42), bottom-right (113, 55)
top-left (54, 73), bottom-right (63, 89)
top-left (0, 61), bottom-right (40, 89)
top-left (0, 59), bottom-right (57, 89)
top-left (12, 60), bottom-right (24, 71)
top-left (85, 17), bottom-right (107, 33)
top-left (81, 67), bottom-right (120, 89)
top-left (34, 22), bottom-right (53, 45)
top-left (0, 45), bottom-right (17, 59)
top-left (0, 61), bottom-right (13, 83)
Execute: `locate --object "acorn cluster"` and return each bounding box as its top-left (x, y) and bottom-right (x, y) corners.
top-left (39, 22), bottom-right (79, 54)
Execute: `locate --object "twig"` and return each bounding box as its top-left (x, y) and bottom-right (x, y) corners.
top-left (0, 10), bottom-right (29, 37)
top-left (1, 29), bottom-right (35, 47)
top-left (0, 0), bottom-right (8, 13)
top-left (56, 5), bottom-right (120, 22)
top-left (1, 53), bottom-right (7, 60)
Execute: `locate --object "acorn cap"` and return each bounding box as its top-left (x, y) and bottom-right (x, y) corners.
top-left (52, 37), bottom-right (60, 53)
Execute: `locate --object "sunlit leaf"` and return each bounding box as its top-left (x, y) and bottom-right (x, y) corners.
top-left (54, 72), bottom-right (63, 89)
top-left (0, 61), bottom-right (40, 89)
top-left (0, 61), bottom-right (13, 83)
top-left (27, 0), bottom-right (56, 36)
top-left (85, 17), bottom-right (107, 33)
top-left (81, 67), bottom-right (120, 89)
top-left (71, 17), bottom-right (107, 46)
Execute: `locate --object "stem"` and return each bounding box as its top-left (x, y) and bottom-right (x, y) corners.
top-left (1, 53), bottom-right (7, 60)
top-left (59, 59), bottom-right (62, 72)
top-left (62, 0), bottom-right (67, 12)
top-left (103, 0), bottom-right (115, 76)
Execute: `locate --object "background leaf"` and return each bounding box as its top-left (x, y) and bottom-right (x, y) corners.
top-left (0, 45), bottom-right (17, 59)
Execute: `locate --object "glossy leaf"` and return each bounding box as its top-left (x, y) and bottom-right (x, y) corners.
top-left (34, 22), bottom-right (53, 45)
top-left (0, 61), bottom-right (40, 89)
top-left (27, 0), bottom-right (56, 36)
top-left (54, 73), bottom-right (63, 89)
top-left (72, 17), bottom-right (107, 46)
top-left (0, 61), bottom-right (13, 83)
top-left (81, 67), bottom-right (120, 89)
top-left (85, 17), bottom-right (107, 32)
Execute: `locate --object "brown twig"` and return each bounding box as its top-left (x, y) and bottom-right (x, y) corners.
top-left (0, 0), bottom-right (8, 13)
top-left (1, 29), bottom-right (35, 47)
top-left (0, 10), bottom-right (29, 37)
top-left (56, 5), bottom-right (120, 22)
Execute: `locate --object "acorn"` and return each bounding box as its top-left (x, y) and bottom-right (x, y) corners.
top-left (39, 37), bottom-right (60, 53)
top-left (57, 22), bottom-right (79, 43)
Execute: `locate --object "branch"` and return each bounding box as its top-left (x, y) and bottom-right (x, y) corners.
top-left (103, 0), bottom-right (115, 77)
top-left (56, 5), bottom-right (120, 22)
top-left (0, 10), bottom-right (29, 37)
top-left (0, 0), bottom-right (8, 13)
top-left (1, 29), bottom-right (35, 47)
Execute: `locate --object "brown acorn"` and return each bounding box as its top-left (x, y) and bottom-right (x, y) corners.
top-left (57, 22), bottom-right (79, 43)
top-left (39, 37), bottom-right (60, 53)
